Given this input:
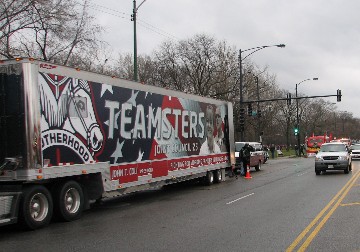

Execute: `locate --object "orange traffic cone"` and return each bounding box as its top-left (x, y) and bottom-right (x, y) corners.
top-left (244, 164), bottom-right (252, 179)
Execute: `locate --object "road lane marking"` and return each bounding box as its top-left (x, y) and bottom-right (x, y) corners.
top-left (226, 193), bottom-right (254, 205)
top-left (340, 202), bottom-right (360, 207)
top-left (297, 171), bottom-right (309, 176)
top-left (286, 170), bottom-right (360, 252)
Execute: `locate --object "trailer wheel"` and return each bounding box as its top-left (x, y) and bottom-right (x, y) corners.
top-left (204, 171), bottom-right (214, 186)
top-left (213, 169), bottom-right (222, 183)
top-left (54, 181), bottom-right (84, 222)
top-left (20, 185), bottom-right (53, 230)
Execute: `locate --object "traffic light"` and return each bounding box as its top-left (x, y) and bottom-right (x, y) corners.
top-left (337, 89), bottom-right (342, 102)
top-left (257, 109), bottom-right (261, 117)
top-left (240, 108), bottom-right (245, 117)
top-left (247, 103), bottom-right (252, 116)
top-left (240, 108), bottom-right (245, 121)
top-left (287, 93), bottom-right (292, 105)
top-left (294, 127), bottom-right (299, 136)
top-left (239, 108), bottom-right (245, 131)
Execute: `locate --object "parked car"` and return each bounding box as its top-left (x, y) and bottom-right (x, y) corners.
top-left (235, 142), bottom-right (265, 172)
top-left (264, 150), bottom-right (269, 163)
top-left (350, 144), bottom-right (360, 160)
top-left (315, 142), bottom-right (352, 175)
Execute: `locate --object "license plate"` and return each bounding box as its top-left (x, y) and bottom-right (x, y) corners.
top-left (328, 165), bottom-right (333, 168)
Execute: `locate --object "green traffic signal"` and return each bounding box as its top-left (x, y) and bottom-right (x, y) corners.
top-left (294, 127), bottom-right (299, 135)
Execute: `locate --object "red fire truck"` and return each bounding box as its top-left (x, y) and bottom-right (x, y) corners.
top-left (305, 133), bottom-right (333, 156)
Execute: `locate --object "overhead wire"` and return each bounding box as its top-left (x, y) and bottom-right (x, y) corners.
top-left (88, 3), bottom-right (178, 41)
top-left (89, 4), bottom-right (128, 19)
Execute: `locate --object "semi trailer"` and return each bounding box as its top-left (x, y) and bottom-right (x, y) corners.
top-left (0, 58), bottom-right (235, 229)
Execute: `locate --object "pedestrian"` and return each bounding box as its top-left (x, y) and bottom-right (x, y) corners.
top-left (270, 144), bottom-right (275, 159)
top-left (241, 143), bottom-right (254, 175)
top-left (300, 144), bottom-right (305, 156)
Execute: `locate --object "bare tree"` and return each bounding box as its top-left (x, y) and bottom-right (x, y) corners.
top-left (0, 0), bottom-right (103, 66)
top-left (0, 0), bottom-right (43, 58)
top-left (154, 34), bottom-right (238, 98)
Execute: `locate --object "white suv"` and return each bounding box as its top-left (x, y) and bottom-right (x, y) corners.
top-left (315, 142), bottom-right (352, 175)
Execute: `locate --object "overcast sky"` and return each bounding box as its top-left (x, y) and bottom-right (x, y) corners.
top-left (90, 0), bottom-right (360, 118)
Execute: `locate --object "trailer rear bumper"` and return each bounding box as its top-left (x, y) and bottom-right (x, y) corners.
top-left (0, 192), bottom-right (21, 226)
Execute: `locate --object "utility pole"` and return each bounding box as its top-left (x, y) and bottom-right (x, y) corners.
top-left (239, 50), bottom-right (244, 141)
top-left (255, 76), bottom-right (260, 142)
top-left (131, 0), bottom-right (147, 82)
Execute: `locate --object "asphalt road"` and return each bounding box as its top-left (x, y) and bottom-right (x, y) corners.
top-left (1, 157), bottom-right (360, 252)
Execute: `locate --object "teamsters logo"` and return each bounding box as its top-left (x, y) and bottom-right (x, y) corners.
top-left (39, 73), bottom-right (104, 164)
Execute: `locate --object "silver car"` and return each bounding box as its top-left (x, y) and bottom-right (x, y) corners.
top-left (315, 142), bottom-right (352, 175)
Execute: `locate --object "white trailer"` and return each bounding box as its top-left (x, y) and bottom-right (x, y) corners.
top-left (0, 58), bottom-right (235, 229)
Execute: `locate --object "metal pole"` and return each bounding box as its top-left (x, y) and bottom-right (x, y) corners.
top-left (133, 0), bottom-right (138, 82)
top-left (255, 76), bottom-right (260, 141)
top-left (239, 49), bottom-right (244, 141)
top-left (334, 112), bottom-right (337, 136)
top-left (296, 84), bottom-right (300, 156)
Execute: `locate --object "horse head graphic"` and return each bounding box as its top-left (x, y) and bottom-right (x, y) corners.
top-left (39, 73), bottom-right (104, 154)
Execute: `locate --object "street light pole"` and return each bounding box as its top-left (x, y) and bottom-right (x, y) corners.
top-left (341, 111), bottom-right (348, 134)
top-left (255, 76), bottom-right (260, 141)
top-left (331, 103), bottom-right (337, 137)
top-left (239, 44), bottom-right (285, 141)
top-left (334, 113), bottom-right (337, 136)
top-left (295, 77), bottom-right (318, 156)
top-left (132, 0), bottom-right (147, 82)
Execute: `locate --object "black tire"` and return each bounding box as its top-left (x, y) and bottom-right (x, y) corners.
top-left (204, 171), bottom-right (214, 186)
top-left (53, 181), bottom-right (84, 222)
top-left (19, 185), bottom-right (53, 230)
top-left (344, 166), bottom-right (349, 174)
top-left (255, 161), bottom-right (262, 171)
top-left (315, 170), bottom-right (321, 175)
top-left (213, 169), bottom-right (222, 183)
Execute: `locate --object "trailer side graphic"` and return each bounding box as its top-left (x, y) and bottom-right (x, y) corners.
top-left (39, 72), bottom-right (230, 183)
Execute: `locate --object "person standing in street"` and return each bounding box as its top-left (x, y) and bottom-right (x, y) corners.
top-left (270, 144), bottom-right (275, 159)
top-left (300, 144), bottom-right (305, 156)
top-left (240, 143), bottom-right (254, 175)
